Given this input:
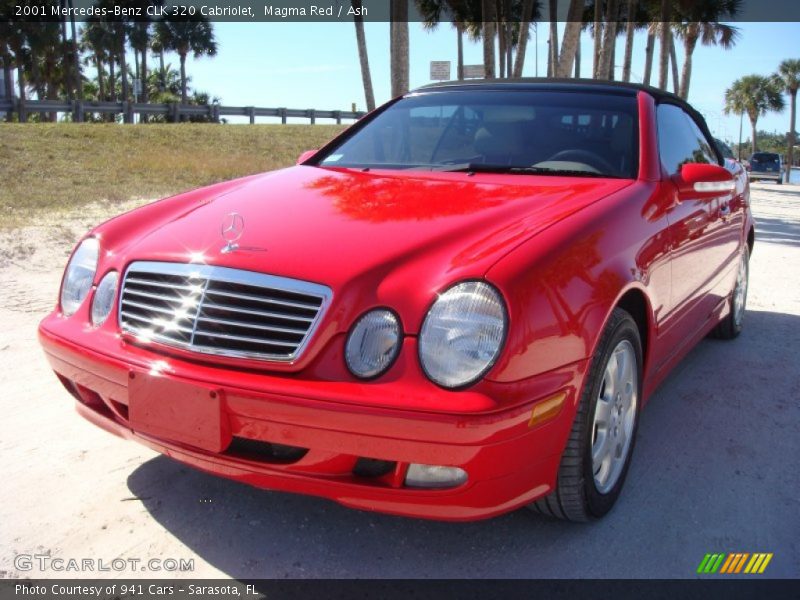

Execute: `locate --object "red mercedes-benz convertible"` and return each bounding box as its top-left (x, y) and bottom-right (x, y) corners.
top-left (39, 80), bottom-right (753, 522)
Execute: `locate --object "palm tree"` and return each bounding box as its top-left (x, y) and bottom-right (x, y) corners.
top-left (674, 0), bottom-right (740, 100)
top-left (390, 0), bottom-right (409, 96)
top-left (154, 15), bottom-right (217, 106)
top-left (774, 59), bottom-right (800, 182)
top-left (352, 0), bottom-right (375, 111)
top-left (82, 20), bottom-right (111, 102)
top-left (724, 75), bottom-right (785, 155)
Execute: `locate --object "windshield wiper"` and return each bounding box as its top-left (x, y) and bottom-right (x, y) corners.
top-left (438, 163), bottom-right (615, 178)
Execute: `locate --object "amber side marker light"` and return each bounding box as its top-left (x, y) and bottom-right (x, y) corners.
top-left (528, 391), bottom-right (568, 428)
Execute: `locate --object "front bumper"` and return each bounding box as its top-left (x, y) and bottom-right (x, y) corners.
top-left (39, 314), bottom-right (586, 521)
top-left (749, 170), bottom-right (782, 180)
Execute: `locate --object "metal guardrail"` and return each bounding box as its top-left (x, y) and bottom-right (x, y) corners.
top-left (0, 99), bottom-right (366, 124)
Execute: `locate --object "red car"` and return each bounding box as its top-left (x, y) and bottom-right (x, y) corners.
top-left (39, 80), bottom-right (753, 522)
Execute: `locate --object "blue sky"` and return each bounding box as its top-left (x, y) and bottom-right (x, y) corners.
top-left (154, 21), bottom-right (797, 144)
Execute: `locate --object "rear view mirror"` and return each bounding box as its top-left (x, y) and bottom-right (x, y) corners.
top-left (673, 163), bottom-right (735, 196)
top-left (297, 150), bottom-right (318, 165)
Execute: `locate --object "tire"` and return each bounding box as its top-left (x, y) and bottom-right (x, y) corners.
top-left (528, 308), bottom-right (642, 522)
top-left (777, 179), bottom-right (783, 185)
top-left (711, 245), bottom-right (749, 340)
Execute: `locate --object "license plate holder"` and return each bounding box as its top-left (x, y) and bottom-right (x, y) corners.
top-left (128, 370), bottom-right (230, 453)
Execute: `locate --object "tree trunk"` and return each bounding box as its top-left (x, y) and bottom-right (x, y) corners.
top-left (68, 0), bottom-right (81, 101)
top-left (513, 0), bottom-right (535, 78)
top-left (557, 21), bottom-right (582, 78)
top-left (548, 0), bottom-right (558, 77)
top-left (159, 51), bottom-right (165, 91)
top-left (482, 0), bottom-right (496, 79)
top-left (505, 0), bottom-right (512, 78)
top-left (621, 0), bottom-right (635, 82)
top-left (557, 0), bottom-right (585, 79)
top-left (59, 1), bottom-right (72, 101)
top-left (95, 55), bottom-right (105, 101)
top-left (574, 33), bottom-right (581, 77)
top-left (750, 115), bottom-right (758, 154)
top-left (179, 52), bottom-right (187, 104)
top-left (657, 0), bottom-right (670, 90)
top-left (498, 14), bottom-right (506, 78)
top-left (140, 46), bottom-right (148, 122)
top-left (389, 0), bottom-right (409, 96)
top-left (668, 30), bottom-right (679, 94)
top-left (787, 89), bottom-right (796, 182)
top-left (16, 64), bottom-right (26, 122)
top-left (592, 0), bottom-right (602, 78)
top-left (456, 23), bottom-right (464, 80)
top-left (108, 58), bottom-right (115, 101)
top-left (120, 41), bottom-right (129, 117)
top-left (678, 27), bottom-right (698, 99)
top-left (643, 30), bottom-right (655, 85)
top-left (2, 59), bottom-right (12, 101)
top-left (352, 0), bottom-right (375, 111)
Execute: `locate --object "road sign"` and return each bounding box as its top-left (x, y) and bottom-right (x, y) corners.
top-left (430, 61), bottom-right (451, 81)
top-left (463, 64), bottom-right (485, 79)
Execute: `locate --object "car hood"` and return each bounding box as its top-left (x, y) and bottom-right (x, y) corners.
top-left (109, 165), bottom-right (632, 332)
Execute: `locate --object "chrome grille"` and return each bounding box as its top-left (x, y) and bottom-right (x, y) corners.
top-left (119, 261), bottom-right (331, 362)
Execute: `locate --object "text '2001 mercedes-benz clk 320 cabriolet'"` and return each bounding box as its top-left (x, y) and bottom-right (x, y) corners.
top-left (39, 80), bottom-right (753, 522)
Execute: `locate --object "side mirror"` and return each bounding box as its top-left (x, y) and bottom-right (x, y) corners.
top-left (297, 150), bottom-right (318, 165)
top-left (672, 163), bottom-right (735, 197)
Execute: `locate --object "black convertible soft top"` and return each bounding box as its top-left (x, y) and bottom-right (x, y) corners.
top-left (414, 77), bottom-right (721, 163)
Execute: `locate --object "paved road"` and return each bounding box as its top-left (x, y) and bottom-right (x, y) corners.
top-left (1, 184), bottom-right (798, 579)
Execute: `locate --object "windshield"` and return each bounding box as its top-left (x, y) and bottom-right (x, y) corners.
top-left (317, 90), bottom-right (639, 179)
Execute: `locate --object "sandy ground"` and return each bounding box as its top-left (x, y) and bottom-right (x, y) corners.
top-left (0, 184), bottom-right (798, 580)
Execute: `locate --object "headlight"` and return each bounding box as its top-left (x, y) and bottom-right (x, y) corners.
top-left (60, 238), bottom-right (99, 316)
top-left (91, 271), bottom-right (118, 326)
top-left (345, 309), bottom-right (401, 379)
top-left (419, 281), bottom-right (507, 388)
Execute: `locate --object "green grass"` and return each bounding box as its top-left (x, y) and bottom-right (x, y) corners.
top-left (0, 123), bottom-right (347, 228)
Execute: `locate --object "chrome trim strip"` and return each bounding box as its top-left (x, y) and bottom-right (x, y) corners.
top-left (201, 301), bottom-right (315, 323)
top-left (195, 315), bottom-right (307, 335)
top-left (203, 288), bottom-right (321, 310)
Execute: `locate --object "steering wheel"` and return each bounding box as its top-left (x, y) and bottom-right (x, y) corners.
top-left (546, 149), bottom-right (618, 175)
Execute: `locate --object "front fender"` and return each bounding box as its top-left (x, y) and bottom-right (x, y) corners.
top-left (485, 182), bottom-right (666, 385)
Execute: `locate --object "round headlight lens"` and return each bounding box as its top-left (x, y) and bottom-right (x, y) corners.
top-left (91, 271), bottom-right (118, 326)
top-left (345, 309), bottom-right (401, 379)
top-left (419, 281), bottom-right (507, 388)
top-left (60, 238), bottom-right (99, 316)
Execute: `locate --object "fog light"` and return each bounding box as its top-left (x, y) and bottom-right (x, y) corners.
top-left (404, 464), bottom-right (467, 489)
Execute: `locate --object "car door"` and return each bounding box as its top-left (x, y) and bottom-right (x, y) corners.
top-left (655, 103), bottom-right (726, 343)
top-left (683, 114), bottom-right (743, 300)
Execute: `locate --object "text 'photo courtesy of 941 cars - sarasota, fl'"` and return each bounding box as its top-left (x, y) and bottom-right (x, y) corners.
top-left (39, 79), bottom-right (753, 522)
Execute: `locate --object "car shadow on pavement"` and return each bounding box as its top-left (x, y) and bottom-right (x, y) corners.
top-left (126, 310), bottom-right (800, 579)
